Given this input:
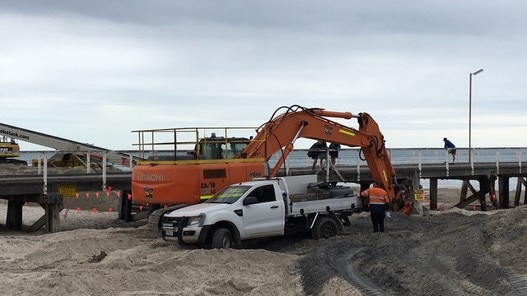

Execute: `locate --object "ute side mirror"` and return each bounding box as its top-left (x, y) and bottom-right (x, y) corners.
top-left (243, 196), bottom-right (258, 206)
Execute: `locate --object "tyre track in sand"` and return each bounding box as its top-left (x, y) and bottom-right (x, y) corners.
top-left (345, 248), bottom-right (398, 296)
top-left (296, 238), bottom-right (397, 296)
top-left (292, 208), bottom-right (527, 295)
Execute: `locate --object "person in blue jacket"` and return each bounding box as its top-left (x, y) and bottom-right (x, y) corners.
top-left (443, 137), bottom-right (456, 162)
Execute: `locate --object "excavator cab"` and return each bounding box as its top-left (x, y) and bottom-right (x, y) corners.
top-left (194, 134), bottom-right (251, 160)
top-left (134, 127), bottom-right (256, 162)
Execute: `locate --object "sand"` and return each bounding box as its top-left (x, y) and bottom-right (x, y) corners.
top-left (1, 189), bottom-right (526, 296)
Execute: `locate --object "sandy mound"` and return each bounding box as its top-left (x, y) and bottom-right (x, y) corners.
top-left (0, 205), bottom-right (304, 295)
top-left (1, 188), bottom-right (526, 295)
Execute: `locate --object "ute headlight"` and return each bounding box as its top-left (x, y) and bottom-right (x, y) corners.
top-left (187, 214), bottom-right (204, 227)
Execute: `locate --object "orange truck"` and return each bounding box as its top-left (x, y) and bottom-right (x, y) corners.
top-left (128, 105), bottom-right (398, 227)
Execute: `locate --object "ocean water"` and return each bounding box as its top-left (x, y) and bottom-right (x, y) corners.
top-left (17, 147), bottom-right (527, 189)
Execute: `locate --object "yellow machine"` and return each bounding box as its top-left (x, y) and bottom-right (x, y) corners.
top-left (0, 136), bottom-right (23, 164)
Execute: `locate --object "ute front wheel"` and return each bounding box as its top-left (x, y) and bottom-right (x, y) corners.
top-left (312, 217), bottom-right (338, 240)
top-left (211, 228), bottom-right (233, 249)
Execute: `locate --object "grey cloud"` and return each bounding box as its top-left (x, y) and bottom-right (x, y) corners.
top-left (3, 0), bottom-right (523, 37)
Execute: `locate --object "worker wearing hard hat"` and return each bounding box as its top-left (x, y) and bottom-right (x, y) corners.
top-left (360, 181), bottom-right (391, 233)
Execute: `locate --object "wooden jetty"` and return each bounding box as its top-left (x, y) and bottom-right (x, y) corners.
top-left (286, 161), bottom-right (527, 211)
top-left (0, 173), bottom-right (130, 232)
top-left (1, 161), bottom-right (526, 232)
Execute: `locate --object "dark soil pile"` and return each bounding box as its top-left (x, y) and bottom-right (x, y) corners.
top-left (269, 207), bottom-right (527, 295)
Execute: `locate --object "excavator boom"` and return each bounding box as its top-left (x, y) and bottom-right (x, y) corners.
top-left (240, 105), bottom-right (397, 198)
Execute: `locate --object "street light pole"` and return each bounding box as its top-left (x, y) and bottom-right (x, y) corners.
top-left (469, 68), bottom-right (484, 163)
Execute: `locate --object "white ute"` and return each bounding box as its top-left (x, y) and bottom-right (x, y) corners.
top-left (161, 175), bottom-right (360, 248)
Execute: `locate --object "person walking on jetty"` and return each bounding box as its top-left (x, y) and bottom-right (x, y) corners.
top-left (360, 181), bottom-right (391, 233)
top-left (308, 140), bottom-right (327, 170)
top-left (328, 142), bottom-right (341, 166)
top-left (443, 137), bottom-right (456, 162)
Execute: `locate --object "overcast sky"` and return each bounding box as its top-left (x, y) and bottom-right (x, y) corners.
top-left (1, 1), bottom-right (526, 151)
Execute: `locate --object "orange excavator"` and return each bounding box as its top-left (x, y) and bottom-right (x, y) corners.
top-left (130, 105), bottom-right (399, 225)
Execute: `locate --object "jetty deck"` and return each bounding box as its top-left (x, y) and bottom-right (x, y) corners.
top-left (1, 159), bottom-right (527, 232)
top-left (0, 172), bottom-right (130, 232)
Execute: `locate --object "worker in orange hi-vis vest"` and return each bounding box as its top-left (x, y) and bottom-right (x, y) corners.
top-left (360, 181), bottom-right (391, 233)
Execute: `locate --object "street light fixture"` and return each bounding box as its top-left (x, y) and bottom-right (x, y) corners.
top-left (469, 68), bottom-right (484, 163)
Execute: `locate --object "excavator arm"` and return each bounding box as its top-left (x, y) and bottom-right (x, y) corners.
top-left (239, 105), bottom-right (397, 198)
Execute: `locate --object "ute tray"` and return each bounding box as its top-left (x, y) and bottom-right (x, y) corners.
top-left (288, 183), bottom-right (354, 202)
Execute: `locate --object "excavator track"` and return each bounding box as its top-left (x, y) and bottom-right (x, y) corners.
top-left (146, 204), bottom-right (190, 233)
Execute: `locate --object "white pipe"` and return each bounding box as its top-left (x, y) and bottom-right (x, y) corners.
top-left (43, 152), bottom-right (48, 195)
top-left (102, 153), bottom-right (107, 191)
top-left (86, 152), bottom-right (91, 173)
